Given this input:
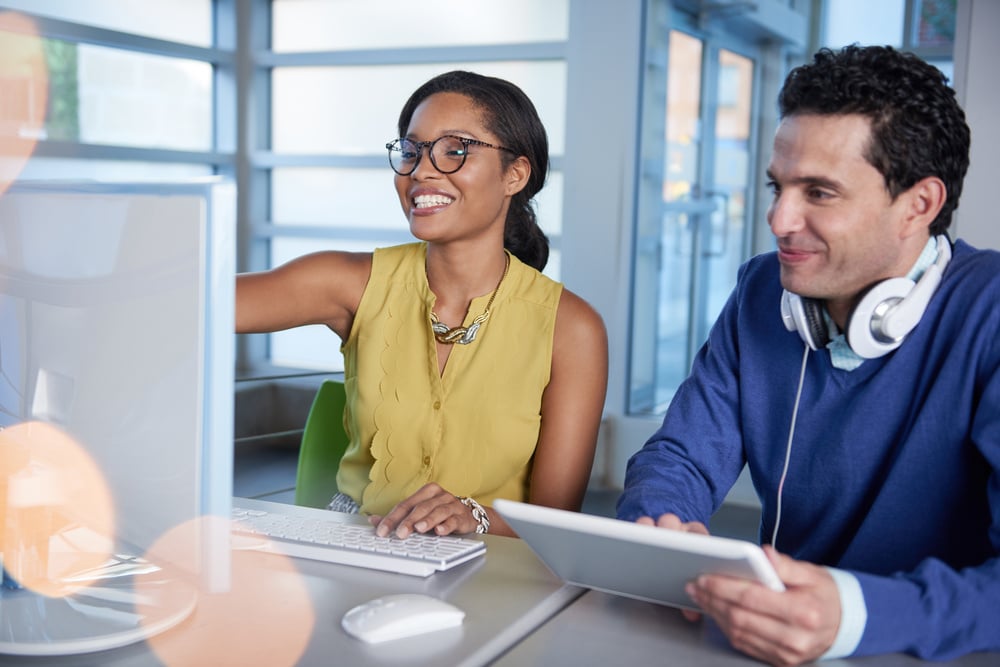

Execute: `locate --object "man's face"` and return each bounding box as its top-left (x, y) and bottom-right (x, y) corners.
top-left (766, 113), bottom-right (921, 323)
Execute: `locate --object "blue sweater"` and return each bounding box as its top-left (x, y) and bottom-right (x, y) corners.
top-left (617, 240), bottom-right (1000, 660)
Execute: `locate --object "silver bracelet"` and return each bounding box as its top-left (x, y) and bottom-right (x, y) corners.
top-left (457, 496), bottom-right (490, 534)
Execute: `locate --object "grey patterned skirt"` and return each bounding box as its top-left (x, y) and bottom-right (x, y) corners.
top-left (327, 492), bottom-right (360, 514)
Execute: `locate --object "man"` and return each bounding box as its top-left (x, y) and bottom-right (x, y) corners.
top-left (617, 45), bottom-right (999, 666)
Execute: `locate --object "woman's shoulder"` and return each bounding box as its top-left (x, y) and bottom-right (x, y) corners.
top-left (370, 242), bottom-right (426, 280)
top-left (373, 241), bottom-right (424, 260)
top-left (501, 255), bottom-right (605, 339)
top-left (554, 287), bottom-right (607, 348)
top-left (506, 253), bottom-right (562, 302)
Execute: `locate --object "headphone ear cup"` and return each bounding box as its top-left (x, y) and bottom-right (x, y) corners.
top-left (781, 291), bottom-right (830, 350)
top-left (846, 235), bottom-right (952, 359)
top-left (800, 297), bottom-right (830, 350)
top-left (845, 277), bottom-right (915, 359)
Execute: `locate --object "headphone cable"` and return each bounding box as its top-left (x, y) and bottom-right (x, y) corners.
top-left (771, 342), bottom-right (810, 550)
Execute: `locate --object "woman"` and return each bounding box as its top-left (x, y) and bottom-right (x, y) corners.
top-left (236, 71), bottom-right (608, 538)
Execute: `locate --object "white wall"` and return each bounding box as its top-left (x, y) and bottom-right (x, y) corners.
top-left (953, 0), bottom-right (1000, 251)
top-left (561, 0), bottom-right (650, 487)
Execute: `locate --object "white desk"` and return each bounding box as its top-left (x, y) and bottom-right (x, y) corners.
top-left (0, 499), bottom-right (582, 667)
top-left (496, 589), bottom-right (1000, 667)
top-left (3, 499), bottom-right (996, 666)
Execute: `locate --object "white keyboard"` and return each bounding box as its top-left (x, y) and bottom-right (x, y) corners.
top-left (231, 505), bottom-right (486, 577)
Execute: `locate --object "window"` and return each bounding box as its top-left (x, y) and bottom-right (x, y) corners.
top-left (1, 0), bottom-right (571, 375)
top-left (0, 0), bottom-right (212, 45)
top-left (822, 0), bottom-right (955, 77)
top-left (625, 0), bottom-right (957, 416)
top-left (628, 6), bottom-right (764, 415)
top-left (271, 0), bottom-right (567, 51)
top-left (260, 0), bottom-right (570, 371)
top-left (0, 0), bottom-right (226, 182)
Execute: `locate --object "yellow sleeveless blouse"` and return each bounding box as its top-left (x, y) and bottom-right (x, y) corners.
top-left (337, 242), bottom-right (562, 516)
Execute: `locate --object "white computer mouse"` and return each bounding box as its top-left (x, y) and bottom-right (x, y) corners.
top-left (341, 593), bottom-right (465, 644)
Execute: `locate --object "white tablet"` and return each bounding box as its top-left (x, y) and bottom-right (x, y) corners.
top-left (494, 499), bottom-right (784, 610)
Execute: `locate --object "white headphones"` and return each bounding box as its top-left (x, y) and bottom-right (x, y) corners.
top-left (780, 235), bottom-right (951, 359)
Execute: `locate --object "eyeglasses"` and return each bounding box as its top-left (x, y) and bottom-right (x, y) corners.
top-left (385, 134), bottom-right (514, 176)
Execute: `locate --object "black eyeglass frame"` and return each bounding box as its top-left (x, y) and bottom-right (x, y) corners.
top-left (385, 134), bottom-right (516, 176)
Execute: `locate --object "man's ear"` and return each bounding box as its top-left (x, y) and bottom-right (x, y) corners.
top-left (504, 155), bottom-right (531, 197)
top-left (900, 175), bottom-right (947, 236)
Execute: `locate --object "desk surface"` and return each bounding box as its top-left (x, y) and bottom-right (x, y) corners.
top-left (496, 589), bottom-right (1000, 667)
top-left (0, 499), bottom-right (581, 667)
top-left (3, 499), bottom-right (996, 667)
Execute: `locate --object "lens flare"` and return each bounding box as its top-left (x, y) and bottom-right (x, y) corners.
top-left (138, 516), bottom-right (315, 667)
top-left (0, 12), bottom-right (47, 197)
top-left (0, 420), bottom-right (116, 598)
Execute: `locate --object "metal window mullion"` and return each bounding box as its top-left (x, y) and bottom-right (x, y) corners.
top-left (254, 153), bottom-right (386, 169)
top-left (256, 41), bottom-right (567, 68)
top-left (253, 152), bottom-right (564, 170)
top-left (214, 0), bottom-right (238, 158)
top-left (246, 223), bottom-right (568, 254)
top-left (1, 9), bottom-right (231, 64)
top-left (250, 221), bottom-right (415, 244)
top-left (28, 139), bottom-right (231, 165)
top-left (231, 0), bottom-right (271, 369)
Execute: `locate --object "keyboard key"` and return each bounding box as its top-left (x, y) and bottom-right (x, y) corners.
top-left (230, 506), bottom-right (486, 577)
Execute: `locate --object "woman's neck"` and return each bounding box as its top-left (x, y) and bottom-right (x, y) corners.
top-left (425, 245), bottom-right (509, 307)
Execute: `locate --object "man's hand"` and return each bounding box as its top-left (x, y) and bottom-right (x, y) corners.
top-left (685, 545), bottom-right (840, 667)
top-left (636, 512), bottom-right (709, 534)
top-left (636, 513), bottom-right (708, 621)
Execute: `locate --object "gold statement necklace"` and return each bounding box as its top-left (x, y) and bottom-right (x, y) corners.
top-left (429, 254), bottom-right (510, 345)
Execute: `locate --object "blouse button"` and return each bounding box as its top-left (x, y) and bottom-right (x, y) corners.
top-left (432, 401), bottom-right (442, 410)
top-left (422, 455), bottom-right (431, 467)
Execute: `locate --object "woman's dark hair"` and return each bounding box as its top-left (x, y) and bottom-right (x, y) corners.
top-left (778, 45), bottom-right (970, 235)
top-left (397, 70), bottom-right (550, 271)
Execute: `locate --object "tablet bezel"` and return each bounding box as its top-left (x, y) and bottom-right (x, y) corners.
top-left (494, 499), bottom-right (784, 610)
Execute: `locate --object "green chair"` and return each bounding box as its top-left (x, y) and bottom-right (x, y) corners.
top-left (294, 379), bottom-right (350, 508)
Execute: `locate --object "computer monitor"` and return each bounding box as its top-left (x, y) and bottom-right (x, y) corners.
top-left (0, 179), bottom-right (235, 655)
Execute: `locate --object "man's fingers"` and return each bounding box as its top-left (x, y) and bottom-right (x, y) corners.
top-left (655, 513), bottom-right (684, 530)
top-left (634, 513), bottom-right (709, 534)
top-left (690, 552), bottom-right (840, 667)
top-left (763, 546), bottom-right (815, 589)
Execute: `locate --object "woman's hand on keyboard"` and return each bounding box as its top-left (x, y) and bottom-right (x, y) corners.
top-left (370, 483), bottom-right (483, 539)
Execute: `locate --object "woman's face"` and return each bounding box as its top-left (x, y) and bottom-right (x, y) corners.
top-left (394, 92), bottom-right (520, 246)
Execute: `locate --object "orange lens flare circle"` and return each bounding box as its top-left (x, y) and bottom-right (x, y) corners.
top-left (0, 12), bottom-right (47, 197)
top-left (138, 516), bottom-right (315, 667)
top-left (0, 421), bottom-right (116, 598)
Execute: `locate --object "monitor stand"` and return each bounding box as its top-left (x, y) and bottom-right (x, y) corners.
top-left (0, 562), bottom-right (198, 657)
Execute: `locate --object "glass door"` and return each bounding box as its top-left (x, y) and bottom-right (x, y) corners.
top-left (629, 9), bottom-right (759, 414)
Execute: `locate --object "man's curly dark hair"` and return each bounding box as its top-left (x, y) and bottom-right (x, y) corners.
top-left (778, 45), bottom-right (970, 235)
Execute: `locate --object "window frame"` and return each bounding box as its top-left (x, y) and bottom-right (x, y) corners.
top-left (1, 6), bottom-right (235, 167)
top-left (244, 4), bottom-right (571, 372)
